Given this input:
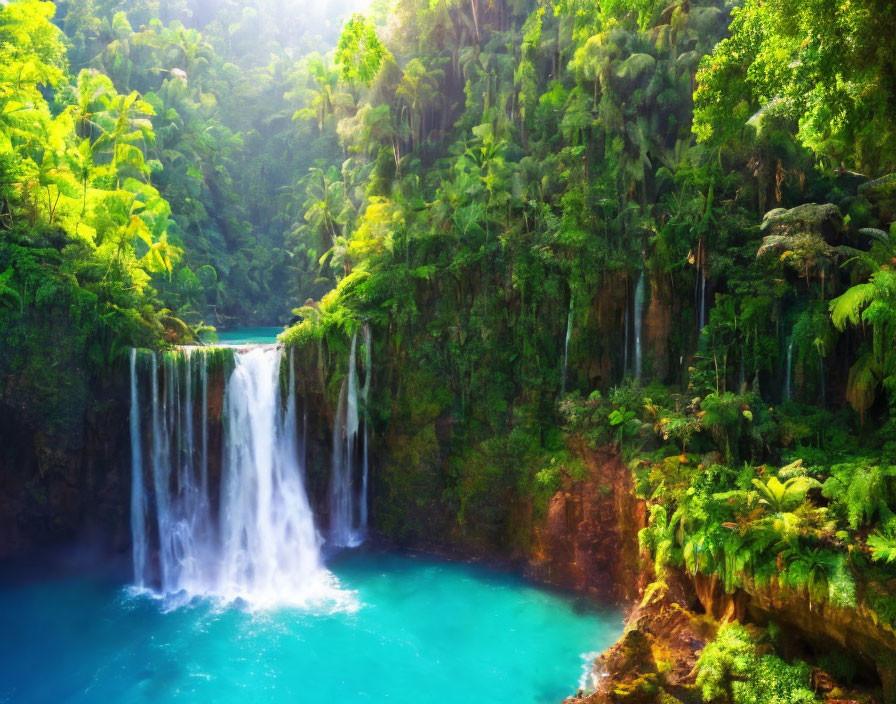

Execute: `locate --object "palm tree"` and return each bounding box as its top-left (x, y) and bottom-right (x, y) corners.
top-left (294, 54), bottom-right (354, 132)
top-left (396, 59), bottom-right (443, 151)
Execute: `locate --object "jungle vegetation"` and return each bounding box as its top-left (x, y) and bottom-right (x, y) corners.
top-left (3, 0), bottom-right (896, 700)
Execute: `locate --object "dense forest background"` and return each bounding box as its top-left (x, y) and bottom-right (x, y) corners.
top-left (4, 0), bottom-right (896, 700)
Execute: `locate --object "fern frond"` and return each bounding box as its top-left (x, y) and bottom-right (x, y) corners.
top-left (830, 283), bottom-right (874, 331)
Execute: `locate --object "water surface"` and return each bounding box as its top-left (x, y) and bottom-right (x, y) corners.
top-left (214, 327), bottom-right (284, 345)
top-left (0, 551), bottom-right (621, 704)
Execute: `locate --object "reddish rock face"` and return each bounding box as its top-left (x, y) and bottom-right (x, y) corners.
top-left (589, 271), bottom-right (629, 388)
top-left (531, 443), bottom-right (646, 602)
top-left (562, 572), bottom-right (717, 704)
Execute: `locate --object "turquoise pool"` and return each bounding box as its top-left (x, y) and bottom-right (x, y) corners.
top-left (0, 551), bottom-right (622, 703)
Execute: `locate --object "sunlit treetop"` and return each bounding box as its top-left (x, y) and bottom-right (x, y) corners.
top-left (335, 13), bottom-right (392, 88)
top-left (694, 0), bottom-right (896, 173)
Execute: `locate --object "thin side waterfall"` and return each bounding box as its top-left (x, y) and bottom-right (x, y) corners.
top-left (784, 340), bottom-right (794, 401)
top-left (561, 300), bottom-right (573, 394)
top-left (359, 324), bottom-right (372, 539)
top-left (819, 353), bottom-right (827, 407)
top-left (634, 269), bottom-right (645, 380)
top-left (697, 271), bottom-right (707, 330)
top-left (130, 345), bottom-right (346, 609)
top-left (329, 333), bottom-right (361, 547)
top-left (129, 349), bottom-right (146, 588)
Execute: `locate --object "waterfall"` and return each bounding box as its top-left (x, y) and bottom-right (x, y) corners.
top-left (130, 349), bottom-right (146, 588)
top-left (218, 347), bottom-right (327, 604)
top-left (561, 301), bottom-right (573, 394)
top-left (784, 341), bottom-right (794, 401)
top-left (819, 353), bottom-right (826, 407)
top-left (329, 333), bottom-right (362, 547)
top-left (634, 269), bottom-right (645, 380)
top-left (150, 353), bottom-right (172, 589)
top-left (200, 352), bottom-right (208, 496)
top-left (697, 271), bottom-right (707, 330)
top-left (130, 345), bottom-right (345, 609)
top-left (360, 324), bottom-right (372, 538)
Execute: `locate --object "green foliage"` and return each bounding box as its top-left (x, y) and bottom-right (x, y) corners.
top-left (868, 524), bottom-right (896, 564)
top-left (822, 461), bottom-right (896, 530)
top-left (694, 0), bottom-right (896, 172)
top-left (5, 0), bottom-right (896, 668)
top-left (751, 475), bottom-right (819, 514)
top-left (335, 15), bottom-right (392, 89)
top-left (696, 624), bottom-right (818, 704)
top-left (609, 406), bottom-right (638, 447)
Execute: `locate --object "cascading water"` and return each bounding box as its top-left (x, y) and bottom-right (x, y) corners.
top-left (328, 327), bottom-right (372, 548)
top-left (561, 301), bottom-right (573, 393)
top-left (360, 323), bottom-right (372, 537)
top-left (130, 345), bottom-right (346, 609)
top-left (697, 271), bottom-right (707, 330)
top-left (217, 347), bottom-right (331, 605)
top-left (634, 269), bottom-right (645, 380)
top-left (130, 349), bottom-right (146, 588)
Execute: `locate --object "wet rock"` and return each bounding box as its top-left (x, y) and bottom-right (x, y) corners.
top-left (759, 202), bottom-right (844, 242)
top-left (564, 580), bottom-right (713, 704)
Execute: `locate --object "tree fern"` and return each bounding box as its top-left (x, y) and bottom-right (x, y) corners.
top-left (830, 283), bottom-right (874, 331)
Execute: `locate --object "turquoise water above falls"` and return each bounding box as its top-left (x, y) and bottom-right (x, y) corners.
top-left (0, 551), bottom-right (622, 704)
top-left (213, 327), bottom-right (284, 345)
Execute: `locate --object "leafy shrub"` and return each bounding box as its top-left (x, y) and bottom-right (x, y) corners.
top-left (696, 624), bottom-right (818, 704)
top-left (822, 461), bottom-right (896, 529)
